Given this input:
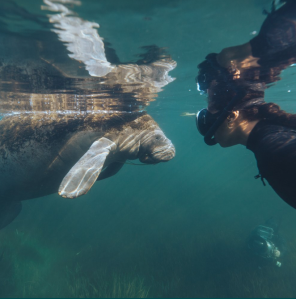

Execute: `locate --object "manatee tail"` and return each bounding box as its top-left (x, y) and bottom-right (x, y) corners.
top-left (0, 202), bottom-right (22, 230)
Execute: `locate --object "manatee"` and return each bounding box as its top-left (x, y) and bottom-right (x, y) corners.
top-left (0, 0), bottom-right (176, 228)
top-left (0, 112), bottom-right (175, 202)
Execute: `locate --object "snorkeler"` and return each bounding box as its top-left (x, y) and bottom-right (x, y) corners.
top-left (195, 0), bottom-right (296, 209)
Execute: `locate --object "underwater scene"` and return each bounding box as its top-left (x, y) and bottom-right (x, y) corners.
top-left (1, 0), bottom-right (296, 297)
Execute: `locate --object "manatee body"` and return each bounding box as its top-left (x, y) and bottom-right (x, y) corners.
top-left (0, 5), bottom-right (177, 229)
top-left (0, 112), bottom-right (175, 203)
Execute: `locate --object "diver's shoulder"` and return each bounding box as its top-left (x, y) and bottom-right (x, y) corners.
top-left (247, 120), bottom-right (296, 152)
top-left (252, 120), bottom-right (296, 136)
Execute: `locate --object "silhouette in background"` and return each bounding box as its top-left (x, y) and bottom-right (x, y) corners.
top-left (248, 218), bottom-right (286, 268)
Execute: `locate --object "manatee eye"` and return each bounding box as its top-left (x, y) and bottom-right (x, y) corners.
top-left (155, 136), bottom-right (160, 140)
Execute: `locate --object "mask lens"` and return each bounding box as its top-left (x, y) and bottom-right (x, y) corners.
top-left (196, 109), bottom-right (219, 136)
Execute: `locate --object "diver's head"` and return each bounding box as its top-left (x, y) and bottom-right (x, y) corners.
top-left (196, 53), bottom-right (266, 146)
top-left (195, 37), bottom-right (296, 147)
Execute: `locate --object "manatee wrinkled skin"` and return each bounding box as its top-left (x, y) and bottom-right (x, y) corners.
top-left (0, 112), bottom-right (175, 202)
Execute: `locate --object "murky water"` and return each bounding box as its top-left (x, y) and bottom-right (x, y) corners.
top-left (1, 0), bottom-right (296, 297)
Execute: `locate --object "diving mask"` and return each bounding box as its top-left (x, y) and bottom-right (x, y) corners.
top-left (196, 109), bottom-right (220, 145)
top-left (195, 108), bottom-right (225, 146)
top-left (196, 88), bottom-right (246, 146)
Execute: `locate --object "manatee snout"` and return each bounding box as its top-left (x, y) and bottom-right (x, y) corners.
top-left (151, 141), bottom-right (175, 161)
top-left (140, 135), bottom-right (175, 164)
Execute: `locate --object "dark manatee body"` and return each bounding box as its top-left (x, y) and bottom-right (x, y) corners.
top-left (0, 112), bottom-right (175, 227)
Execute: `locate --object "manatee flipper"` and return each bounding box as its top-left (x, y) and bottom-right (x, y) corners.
top-left (97, 161), bottom-right (125, 181)
top-left (0, 202), bottom-right (22, 230)
top-left (59, 137), bottom-right (116, 198)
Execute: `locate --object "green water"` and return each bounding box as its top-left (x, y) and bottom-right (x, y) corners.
top-left (1, 0), bottom-right (296, 297)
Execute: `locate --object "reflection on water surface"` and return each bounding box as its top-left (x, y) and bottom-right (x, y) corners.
top-left (0, 0), bottom-right (176, 115)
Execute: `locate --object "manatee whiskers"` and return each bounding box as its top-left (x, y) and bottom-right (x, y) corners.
top-left (150, 141), bottom-right (175, 160)
top-left (151, 143), bottom-right (174, 155)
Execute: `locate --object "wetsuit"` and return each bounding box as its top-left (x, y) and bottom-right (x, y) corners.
top-left (247, 120), bottom-right (296, 209)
